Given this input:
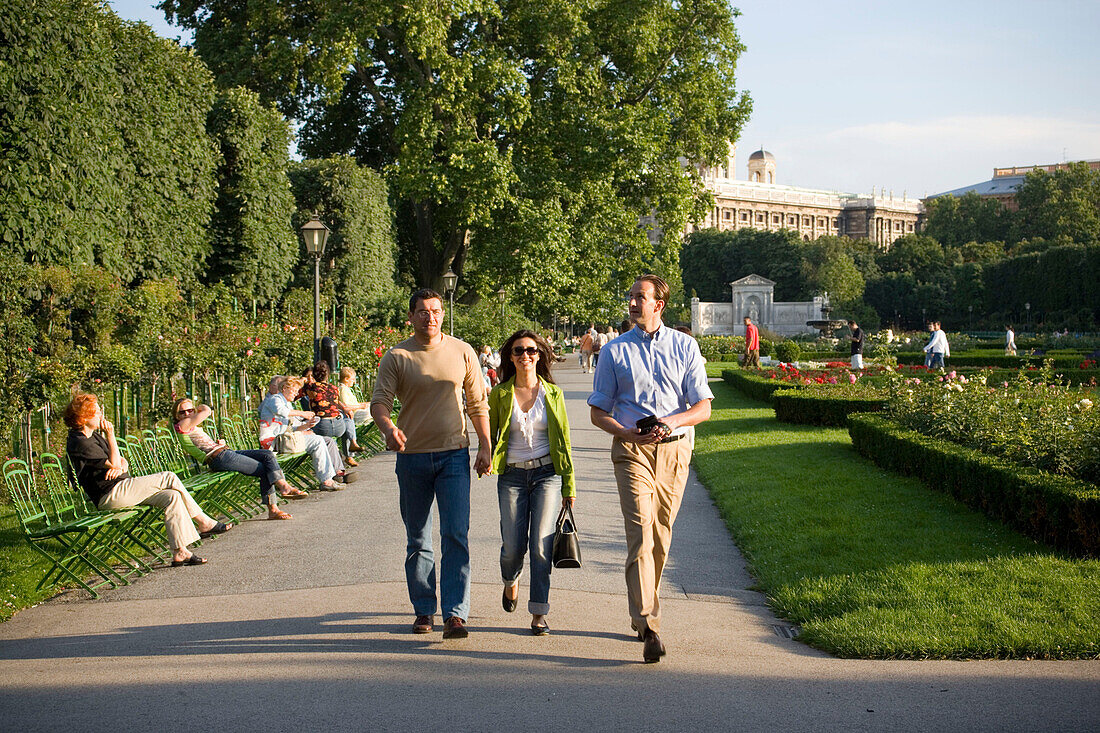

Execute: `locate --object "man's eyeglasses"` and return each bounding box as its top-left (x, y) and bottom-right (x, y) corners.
top-left (414, 309), bottom-right (444, 320)
top-left (512, 346), bottom-right (539, 356)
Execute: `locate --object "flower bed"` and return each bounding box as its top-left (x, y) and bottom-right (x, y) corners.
top-left (849, 414), bottom-right (1100, 557)
top-left (886, 369), bottom-right (1100, 485)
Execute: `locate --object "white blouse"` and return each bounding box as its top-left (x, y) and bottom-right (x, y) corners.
top-left (507, 384), bottom-right (550, 462)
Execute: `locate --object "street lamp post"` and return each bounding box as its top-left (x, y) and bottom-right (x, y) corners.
top-left (442, 267), bottom-right (458, 335)
top-left (497, 287), bottom-right (506, 323)
top-left (968, 305), bottom-right (973, 331)
top-left (300, 213), bottom-right (331, 362)
top-left (1025, 302), bottom-right (1031, 330)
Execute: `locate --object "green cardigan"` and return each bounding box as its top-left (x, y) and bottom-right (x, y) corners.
top-left (488, 376), bottom-right (576, 497)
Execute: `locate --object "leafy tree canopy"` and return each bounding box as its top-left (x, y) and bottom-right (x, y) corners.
top-left (160, 0), bottom-right (752, 323)
top-left (1014, 162), bottom-right (1100, 245)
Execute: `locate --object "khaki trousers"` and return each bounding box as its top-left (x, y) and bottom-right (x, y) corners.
top-left (99, 472), bottom-right (209, 550)
top-left (611, 436), bottom-right (693, 635)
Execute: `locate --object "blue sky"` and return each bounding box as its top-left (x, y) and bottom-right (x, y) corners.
top-left (110, 0), bottom-right (1100, 197)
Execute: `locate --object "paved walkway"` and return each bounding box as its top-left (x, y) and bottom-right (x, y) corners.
top-left (1, 360), bottom-right (1098, 732)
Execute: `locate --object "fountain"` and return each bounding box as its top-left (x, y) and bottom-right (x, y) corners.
top-left (806, 292), bottom-right (846, 339)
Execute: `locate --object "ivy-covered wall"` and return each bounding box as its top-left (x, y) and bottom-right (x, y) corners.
top-left (0, 0), bottom-right (218, 283)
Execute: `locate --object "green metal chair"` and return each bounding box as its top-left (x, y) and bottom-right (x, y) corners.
top-left (40, 452), bottom-right (168, 566)
top-left (3, 458), bottom-right (138, 598)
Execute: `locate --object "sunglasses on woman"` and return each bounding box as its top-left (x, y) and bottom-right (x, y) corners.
top-left (512, 346), bottom-right (539, 356)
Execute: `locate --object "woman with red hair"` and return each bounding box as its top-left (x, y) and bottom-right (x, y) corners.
top-left (64, 393), bottom-right (230, 567)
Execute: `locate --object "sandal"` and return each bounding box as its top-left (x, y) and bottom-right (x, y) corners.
top-left (279, 488), bottom-right (309, 500)
top-left (345, 457), bottom-right (359, 467)
top-left (268, 508), bottom-right (293, 520)
top-left (199, 521), bottom-right (231, 538)
top-left (171, 554), bottom-right (207, 567)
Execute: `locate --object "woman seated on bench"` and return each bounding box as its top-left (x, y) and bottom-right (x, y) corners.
top-left (172, 398), bottom-right (307, 520)
top-left (64, 392), bottom-right (230, 567)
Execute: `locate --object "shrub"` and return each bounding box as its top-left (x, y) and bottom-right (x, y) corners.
top-left (773, 339), bottom-right (801, 363)
top-left (849, 414), bottom-right (1100, 557)
top-left (772, 388), bottom-right (886, 426)
top-left (721, 369), bottom-right (798, 403)
top-left (887, 368), bottom-right (1100, 484)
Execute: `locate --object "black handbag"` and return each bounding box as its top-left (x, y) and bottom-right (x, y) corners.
top-left (552, 506), bottom-right (582, 569)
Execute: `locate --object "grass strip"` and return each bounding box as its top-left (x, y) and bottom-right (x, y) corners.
top-left (0, 505), bottom-right (57, 622)
top-left (692, 380), bottom-right (1100, 659)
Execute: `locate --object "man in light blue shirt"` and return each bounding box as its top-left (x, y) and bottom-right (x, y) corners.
top-left (588, 274), bottom-right (713, 663)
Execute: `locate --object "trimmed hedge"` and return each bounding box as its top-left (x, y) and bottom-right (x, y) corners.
top-left (896, 352), bottom-right (1088, 369)
top-left (848, 414), bottom-right (1100, 557)
top-left (772, 389), bottom-right (885, 426)
top-left (721, 369), bottom-right (798, 403)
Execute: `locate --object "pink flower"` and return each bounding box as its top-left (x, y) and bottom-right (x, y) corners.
top-left (246, 350), bottom-right (254, 356)
top-left (849, 374), bottom-right (857, 384)
top-left (948, 370), bottom-right (956, 379)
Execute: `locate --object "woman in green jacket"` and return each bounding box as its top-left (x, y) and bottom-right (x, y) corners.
top-left (488, 329), bottom-right (576, 635)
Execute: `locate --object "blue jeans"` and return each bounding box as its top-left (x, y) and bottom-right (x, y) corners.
top-left (498, 464), bottom-right (561, 615)
top-left (929, 352), bottom-right (945, 369)
top-left (394, 448), bottom-right (471, 621)
top-left (208, 449), bottom-right (285, 505)
top-left (313, 415), bottom-right (357, 456)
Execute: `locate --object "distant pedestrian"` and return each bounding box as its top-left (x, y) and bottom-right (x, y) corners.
top-left (742, 316), bottom-right (760, 368)
top-left (1005, 325), bottom-right (1017, 356)
top-left (370, 288), bottom-right (490, 640)
top-left (847, 319), bottom-right (864, 370)
top-left (588, 274), bottom-right (713, 664)
top-left (579, 329), bottom-right (594, 373)
top-left (923, 321), bottom-right (949, 369)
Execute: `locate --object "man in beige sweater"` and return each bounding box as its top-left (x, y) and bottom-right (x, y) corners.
top-left (371, 288), bottom-right (491, 639)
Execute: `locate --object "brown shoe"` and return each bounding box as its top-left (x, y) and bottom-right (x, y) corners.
top-left (412, 615), bottom-right (433, 634)
top-left (442, 616), bottom-right (469, 639)
top-left (642, 629), bottom-right (666, 663)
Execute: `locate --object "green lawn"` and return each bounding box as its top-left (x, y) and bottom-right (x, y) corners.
top-left (692, 380), bottom-right (1100, 659)
top-left (0, 505), bottom-right (57, 622)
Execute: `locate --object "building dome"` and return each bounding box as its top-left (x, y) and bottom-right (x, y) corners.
top-left (747, 149), bottom-right (776, 184)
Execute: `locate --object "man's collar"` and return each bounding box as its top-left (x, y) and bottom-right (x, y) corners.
top-left (635, 322), bottom-right (665, 340)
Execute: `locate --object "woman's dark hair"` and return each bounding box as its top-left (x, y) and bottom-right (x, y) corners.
top-left (313, 360), bottom-right (330, 382)
top-left (498, 330), bottom-right (555, 385)
top-left (300, 366), bottom-right (313, 379)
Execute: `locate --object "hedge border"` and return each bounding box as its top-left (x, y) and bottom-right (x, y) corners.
top-left (772, 389), bottom-right (885, 426)
top-left (848, 413), bottom-right (1100, 557)
top-left (720, 369), bottom-right (798, 403)
top-left (896, 353), bottom-right (1090, 369)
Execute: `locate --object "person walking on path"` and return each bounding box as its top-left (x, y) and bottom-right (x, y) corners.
top-left (1005, 325), bottom-right (1017, 356)
top-left (488, 330), bottom-right (576, 636)
top-left (578, 329), bottom-right (594, 374)
top-left (370, 288), bottom-right (491, 640)
top-left (923, 320), bottom-right (949, 369)
top-left (742, 316), bottom-right (760, 369)
top-left (587, 274), bottom-right (714, 664)
top-left (847, 319), bottom-right (864, 370)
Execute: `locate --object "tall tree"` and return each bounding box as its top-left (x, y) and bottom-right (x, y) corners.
top-left (160, 0), bottom-right (751, 318)
top-left (1014, 162), bottom-right (1100, 245)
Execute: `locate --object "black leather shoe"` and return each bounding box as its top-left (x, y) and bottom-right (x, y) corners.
top-left (642, 630), bottom-right (666, 663)
top-left (502, 585), bottom-right (518, 613)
